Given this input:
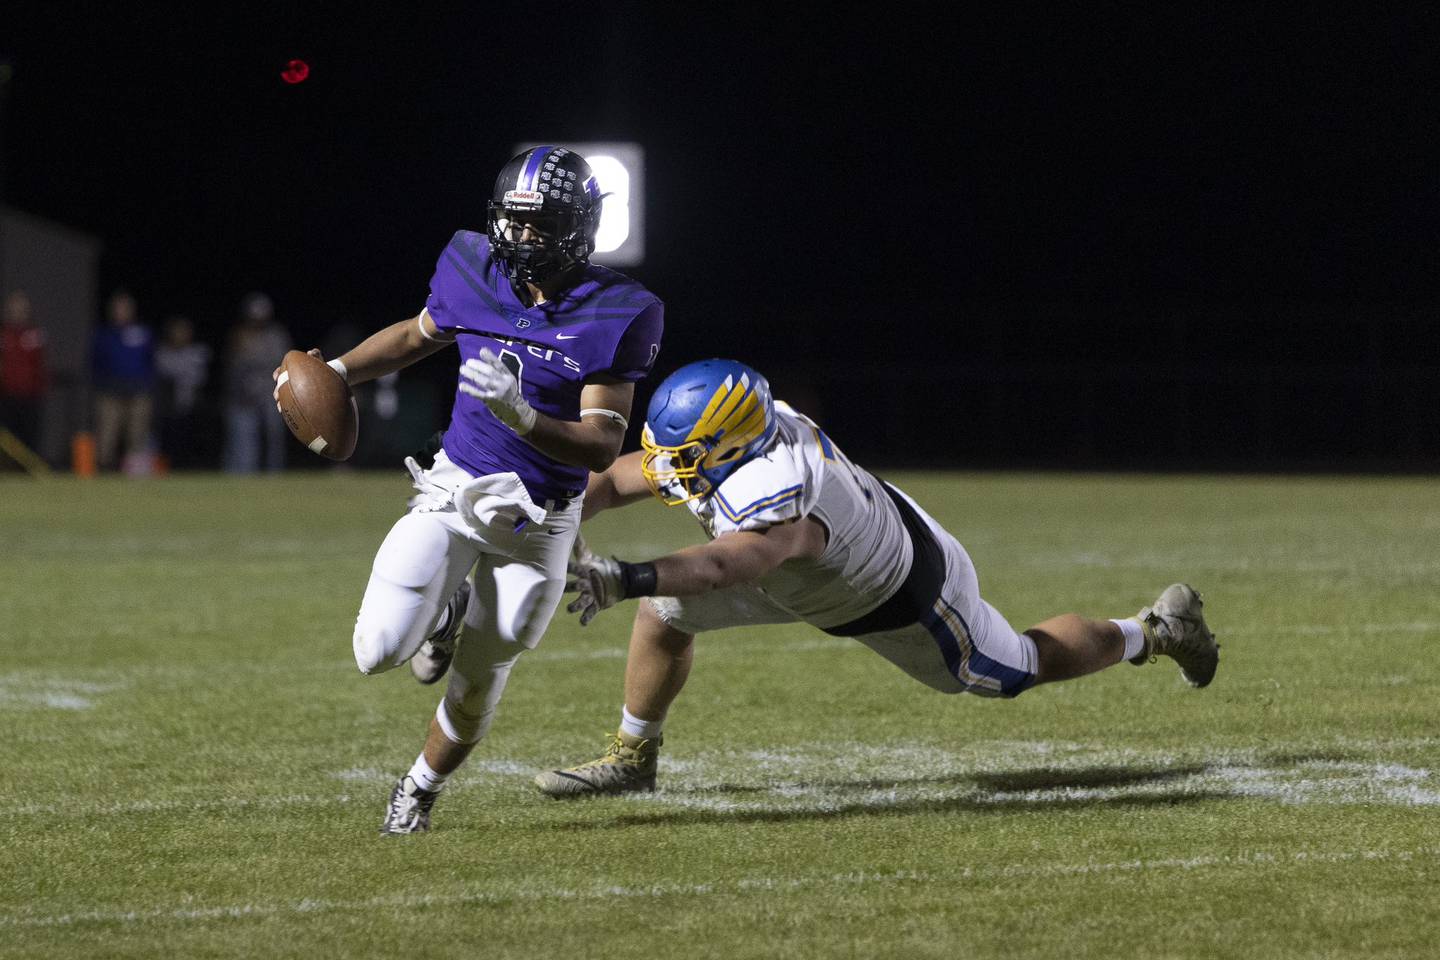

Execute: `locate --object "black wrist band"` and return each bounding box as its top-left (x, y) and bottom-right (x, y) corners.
top-left (617, 560), bottom-right (659, 599)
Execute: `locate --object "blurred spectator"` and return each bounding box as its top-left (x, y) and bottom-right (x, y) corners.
top-left (223, 291), bottom-right (291, 473)
top-left (154, 315), bottom-right (212, 469)
top-left (1, 290), bottom-right (49, 454)
top-left (92, 289), bottom-right (155, 473)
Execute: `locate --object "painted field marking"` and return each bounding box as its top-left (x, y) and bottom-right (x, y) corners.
top-left (4, 847), bottom-right (1437, 929)
top-left (8, 739), bottom-right (1437, 820)
top-left (0, 676), bottom-right (126, 712)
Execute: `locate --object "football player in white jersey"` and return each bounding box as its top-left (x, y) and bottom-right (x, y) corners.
top-left (534, 359), bottom-right (1219, 796)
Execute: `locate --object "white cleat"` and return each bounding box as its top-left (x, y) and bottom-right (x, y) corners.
top-left (380, 775), bottom-right (438, 835)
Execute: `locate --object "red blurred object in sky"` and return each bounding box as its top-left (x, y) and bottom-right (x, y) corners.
top-left (281, 60), bottom-right (310, 84)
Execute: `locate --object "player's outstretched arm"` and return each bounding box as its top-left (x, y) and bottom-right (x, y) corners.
top-left (567, 519), bottom-right (827, 625)
top-left (270, 310), bottom-right (452, 396)
top-left (652, 521), bottom-right (827, 595)
top-left (581, 451), bottom-right (653, 521)
top-left (333, 310), bottom-right (454, 385)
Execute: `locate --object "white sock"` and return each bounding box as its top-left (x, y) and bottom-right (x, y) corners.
top-left (407, 753), bottom-right (449, 793)
top-left (1112, 618), bottom-right (1146, 661)
top-left (620, 705), bottom-right (664, 740)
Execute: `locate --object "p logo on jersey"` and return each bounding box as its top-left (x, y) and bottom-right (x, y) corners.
top-left (641, 359), bottom-right (778, 505)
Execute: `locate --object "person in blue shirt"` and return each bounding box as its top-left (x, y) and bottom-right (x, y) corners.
top-left (91, 290), bottom-right (155, 472)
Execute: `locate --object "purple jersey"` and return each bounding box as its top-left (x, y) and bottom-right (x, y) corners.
top-left (426, 230), bottom-right (664, 502)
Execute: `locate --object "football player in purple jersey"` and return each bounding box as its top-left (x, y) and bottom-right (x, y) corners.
top-left (274, 146), bottom-right (663, 833)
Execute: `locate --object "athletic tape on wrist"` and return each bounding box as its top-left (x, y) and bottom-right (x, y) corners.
top-left (327, 358), bottom-right (349, 383)
top-left (512, 402), bottom-right (537, 436)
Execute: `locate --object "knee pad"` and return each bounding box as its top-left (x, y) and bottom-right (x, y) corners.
top-left (353, 617), bottom-right (402, 675)
top-left (435, 694), bottom-right (491, 745)
top-left (352, 577), bottom-right (429, 675)
top-left (353, 559), bottom-right (457, 675)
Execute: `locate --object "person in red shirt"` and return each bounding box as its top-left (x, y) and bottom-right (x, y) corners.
top-left (1, 290), bottom-right (49, 454)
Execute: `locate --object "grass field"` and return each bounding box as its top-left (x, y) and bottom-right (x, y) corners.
top-left (2, 470), bottom-right (1437, 959)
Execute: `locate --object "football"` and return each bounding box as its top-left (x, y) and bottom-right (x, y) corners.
top-left (275, 350), bottom-right (358, 460)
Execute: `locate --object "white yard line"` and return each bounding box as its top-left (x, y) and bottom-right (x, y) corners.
top-left (7, 741), bottom-right (1437, 819)
top-left (4, 848), bottom-right (1437, 929)
top-left (0, 691), bottom-right (95, 710)
top-left (0, 676), bottom-right (128, 712)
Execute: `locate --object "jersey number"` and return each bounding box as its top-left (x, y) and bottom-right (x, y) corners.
top-left (498, 349), bottom-right (523, 391)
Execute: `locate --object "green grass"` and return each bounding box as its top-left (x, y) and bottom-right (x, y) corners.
top-left (2, 471), bottom-right (1437, 959)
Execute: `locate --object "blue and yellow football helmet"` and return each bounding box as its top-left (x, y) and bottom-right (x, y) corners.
top-left (641, 359), bottom-right (778, 505)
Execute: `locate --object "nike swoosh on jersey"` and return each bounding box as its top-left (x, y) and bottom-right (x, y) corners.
top-left (556, 333), bottom-right (579, 340)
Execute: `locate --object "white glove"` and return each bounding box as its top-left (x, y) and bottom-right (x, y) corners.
top-left (566, 550), bottom-right (624, 627)
top-left (458, 349), bottom-right (537, 435)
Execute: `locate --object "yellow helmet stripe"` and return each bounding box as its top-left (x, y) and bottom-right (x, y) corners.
top-left (712, 390), bottom-right (758, 437)
top-left (683, 376), bottom-right (736, 443)
top-left (686, 374), bottom-right (758, 443)
top-left (709, 376), bottom-right (753, 427)
top-left (725, 399), bottom-right (766, 445)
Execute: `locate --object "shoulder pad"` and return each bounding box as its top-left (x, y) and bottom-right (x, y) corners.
top-left (708, 442), bottom-right (815, 534)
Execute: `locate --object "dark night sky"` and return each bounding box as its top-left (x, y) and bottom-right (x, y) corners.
top-left (3, 4), bottom-right (1437, 465)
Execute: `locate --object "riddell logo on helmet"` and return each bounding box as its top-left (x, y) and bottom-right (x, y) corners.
top-left (504, 190), bottom-right (545, 208)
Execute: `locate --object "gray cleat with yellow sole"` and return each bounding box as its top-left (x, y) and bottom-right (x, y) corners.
top-left (534, 730), bottom-right (661, 798)
top-left (1128, 582), bottom-right (1219, 687)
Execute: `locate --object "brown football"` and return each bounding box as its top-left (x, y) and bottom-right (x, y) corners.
top-left (276, 350), bottom-right (358, 461)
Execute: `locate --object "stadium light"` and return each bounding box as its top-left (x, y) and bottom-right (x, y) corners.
top-left (512, 141), bottom-right (645, 267)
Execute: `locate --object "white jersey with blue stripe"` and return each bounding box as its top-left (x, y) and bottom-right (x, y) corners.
top-left (688, 402), bottom-right (914, 630)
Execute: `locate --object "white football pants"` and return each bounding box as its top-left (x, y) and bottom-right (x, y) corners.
top-left (352, 449), bottom-right (582, 742)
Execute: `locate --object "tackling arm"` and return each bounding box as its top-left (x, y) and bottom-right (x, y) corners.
top-left (581, 450), bottom-right (654, 520)
top-left (651, 520), bottom-right (827, 595)
top-left (566, 517), bottom-right (828, 625)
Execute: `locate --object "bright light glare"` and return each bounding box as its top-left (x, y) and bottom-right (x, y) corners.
top-left (588, 155), bottom-right (630, 253)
